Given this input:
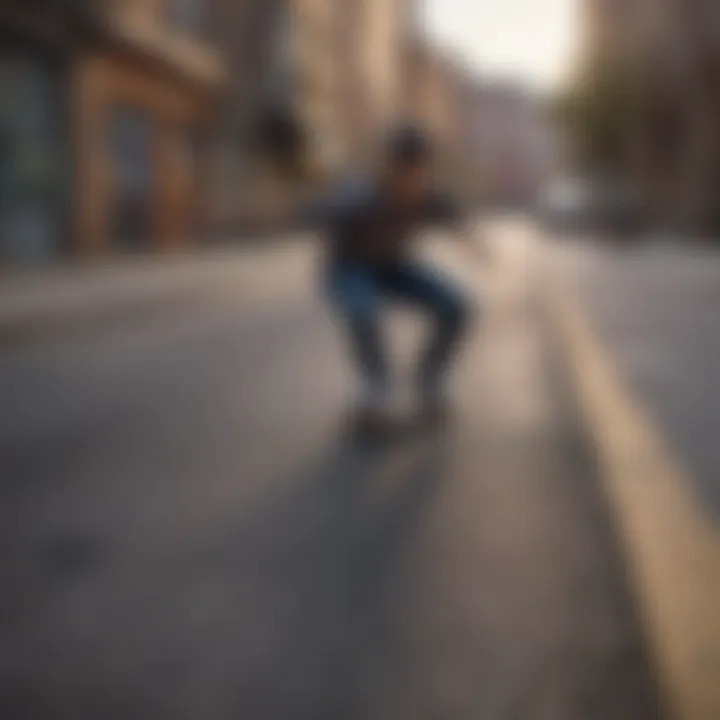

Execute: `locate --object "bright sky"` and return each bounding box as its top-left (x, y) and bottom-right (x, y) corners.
top-left (423, 0), bottom-right (579, 90)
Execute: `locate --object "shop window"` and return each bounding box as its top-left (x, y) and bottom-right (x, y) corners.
top-left (109, 108), bottom-right (153, 249)
top-left (0, 56), bottom-right (63, 263)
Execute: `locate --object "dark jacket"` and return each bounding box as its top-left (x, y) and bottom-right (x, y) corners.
top-left (302, 178), bottom-right (462, 266)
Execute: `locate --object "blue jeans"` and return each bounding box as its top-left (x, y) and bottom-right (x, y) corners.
top-left (327, 262), bottom-right (473, 391)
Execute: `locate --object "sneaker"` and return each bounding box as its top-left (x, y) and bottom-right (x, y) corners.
top-left (349, 383), bottom-right (396, 437)
top-left (358, 381), bottom-right (390, 413)
top-left (350, 405), bottom-right (398, 437)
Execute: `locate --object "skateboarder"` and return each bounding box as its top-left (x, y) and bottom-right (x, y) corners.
top-left (304, 126), bottom-right (481, 432)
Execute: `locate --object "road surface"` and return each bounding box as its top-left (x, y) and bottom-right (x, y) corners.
top-left (0, 228), bottom-right (662, 719)
top-left (551, 237), bottom-right (720, 520)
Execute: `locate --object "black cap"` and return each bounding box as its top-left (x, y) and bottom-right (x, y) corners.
top-left (387, 125), bottom-right (433, 165)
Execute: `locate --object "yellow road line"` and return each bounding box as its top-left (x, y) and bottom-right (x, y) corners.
top-left (545, 263), bottom-right (720, 720)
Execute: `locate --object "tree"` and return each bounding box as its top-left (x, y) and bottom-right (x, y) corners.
top-left (551, 61), bottom-right (638, 178)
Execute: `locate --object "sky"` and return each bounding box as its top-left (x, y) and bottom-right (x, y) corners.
top-left (423, 0), bottom-right (579, 90)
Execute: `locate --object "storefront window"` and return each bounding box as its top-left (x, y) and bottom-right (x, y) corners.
top-left (109, 108), bottom-right (153, 249)
top-left (0, 55), bottom-right (63, 264)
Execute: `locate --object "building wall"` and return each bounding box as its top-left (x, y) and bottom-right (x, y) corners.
top-left (670, 0), bottom-right (720, 232)
top-left (464, 82), bottom-right (553, 206)
top-left (0, 2), bottom-right (81, 265)
top-left (335, 0), bottom-right (409, 168)
top-left (405, 41), bottom-right (462, 143)
top-left (325, 0), bottom-right (409, 169)
top-left (0, 47), bottom-right (70, 264)
top-left (99, 0), bottom-right (225, 88)
top-left (204, 0), bottom-right (342, 236)
top-left (362, 0), bottom-right (402, 134)
top-left (293, 0), bottom-right (345, 175)
top-left (582, 0), bottom-right (720, 232)
top-left (202, 0), bottom-right (288, 235)
top-left (405, 40), bottom-right (439, 135)
top-left (580, 0), bottom-right (667, 72)
top-left (203, 0), bottom-right (414, 238)
top-left (73, 52), bottom-right (210, 255)
top-left (1, 0), bottom-right (225, 261)
top-left (333, 0), bottom-right (370, 166)
top-left (403, 40), bottom-right (467, 191)
top-left (72, 0), bottom-right (225, 254)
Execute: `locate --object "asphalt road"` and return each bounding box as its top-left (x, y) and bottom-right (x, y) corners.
top-left (0, 231), bottom-right (662, 719)
top-left (551, 237), bottom-right (720, 520)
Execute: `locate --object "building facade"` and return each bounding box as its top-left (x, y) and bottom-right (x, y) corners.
top-left (402, 41), bottom-right (514, 200)
top-left (580, 0), bottom-right (720, 233)
top-left (0, 0), bottom-right (225, 265)
top-left (404, 40), bottom-right (453, 142)
top-left (468, 82), bottom-right (554, 207)
top-left (0, 1), bottom-right (82, 264)
top-left (403, 39), bottom-right (464, 190)
top-left (204, 0), bottom-right (345, 235)
top-left (74, 0), bottom-right (225, 255)
top-left (204, 0), bottom-right (413, 237)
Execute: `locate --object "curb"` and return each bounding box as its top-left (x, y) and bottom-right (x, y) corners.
top-left (0, 290), bottom-right (207, 347)
top-left (0, 242), bottom-right (315, 348)
top-left (542, 250), bottom-right (720, 720)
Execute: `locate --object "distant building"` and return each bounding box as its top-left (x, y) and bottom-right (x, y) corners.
top-left (403, 39), bottom-right (553, 205)
top-left (404, 40), bottom-right (454, 144)
top-left (471, 82), bottom-right (554, 207)
top-left (402, 39), bottom-right (465, 190)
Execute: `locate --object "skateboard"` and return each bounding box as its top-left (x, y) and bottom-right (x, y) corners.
top-left (344, 404), bottom-right (452, 445)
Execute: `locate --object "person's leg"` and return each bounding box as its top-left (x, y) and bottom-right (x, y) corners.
top-left (381, 262), bottom-right (474, 397)
top-left (326, 264), bottom-right (388, 403)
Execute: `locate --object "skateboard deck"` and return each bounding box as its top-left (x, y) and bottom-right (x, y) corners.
top-left (344, 406), bottom-right (452, 446)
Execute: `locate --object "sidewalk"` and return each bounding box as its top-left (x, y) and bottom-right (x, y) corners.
top-left (549, 237), bottom-right (720, 515)
top-left (540, 229), bottom-right (720, 720)
top-left (0, 242), bottom-right (310, 344)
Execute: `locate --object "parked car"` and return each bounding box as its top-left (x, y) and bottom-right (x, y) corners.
top-left (536, 180), bottom-right (592, 234)
top-left (593, 182), bottom-right (645, 237)
top-left (537, 179), bottom-right (645, 238)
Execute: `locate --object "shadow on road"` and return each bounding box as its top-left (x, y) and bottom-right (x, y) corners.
top-left (231, 428), bottom-right (452, 719)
